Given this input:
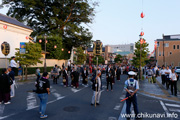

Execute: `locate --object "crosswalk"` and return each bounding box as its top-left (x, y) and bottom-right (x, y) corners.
top-left (160, 101), bottom-right (180, 119)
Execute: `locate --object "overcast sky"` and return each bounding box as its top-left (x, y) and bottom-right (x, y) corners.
top-left (1, 0), bottom-right (180, 52)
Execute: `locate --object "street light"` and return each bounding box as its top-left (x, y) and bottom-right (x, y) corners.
top-left (39, 34), bottom-right (47, 72)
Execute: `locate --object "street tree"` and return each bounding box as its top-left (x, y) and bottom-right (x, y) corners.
top-left (114, 54), bottom-right (122, 63)
top-left (132, 39), bottom-right (149, 68)
top-left (3, 0), bottom-right (98, 52)
top-left (74, 46), bottom-right (86, 65)
top-left (15, 43), bottom-right (43, 80)
top-left (93, 56), bottom-right (105, 65)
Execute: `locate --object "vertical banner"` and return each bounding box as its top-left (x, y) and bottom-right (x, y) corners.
top-left (20, 42), bottom-right (26, 54)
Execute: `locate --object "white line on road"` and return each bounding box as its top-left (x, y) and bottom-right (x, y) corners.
top-left (114, 103), bottom-right (121, 110)
top-left (26, 92), bottom-right (37, 110)
top-left (165, 103), bottom-right (180, 108)
top-left (169, 108), bottom-right (180, 113)
top-left (0, 105), bottom-right (5, 116)
top-left (0, 113), bottom-right (15, 120)
top-left (160, 100), bottom-right (170, 116)
top-left (118, 102), bottom-right (126, 120)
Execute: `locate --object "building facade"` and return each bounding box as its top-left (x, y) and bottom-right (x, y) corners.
top-left (0, 13), bottom-right (33, 68)
top-left (155, 34), bottom-right (180, 67)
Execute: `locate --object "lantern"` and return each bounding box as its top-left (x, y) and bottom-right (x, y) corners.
top-left (39, 39), bottom-right (42, 43)
top-left (141, 12), bottom-right (145, 18)
top-left (144, 40), bottom-right (146, 44)
top-left (74, 51), bottom-right (76, 54)
top-left (68, 51), bottom-right (70, 54)
top-left (140, 38), bottom-right (144, 44)
top-left (46, 40), bottom-right (48, 43)
top-left (140, 31), bottom-right (144, 36)
top-left (3, 25), bottom-right (7, 29)
top-left (54, 45), bottom-right (57, 49)
top-left (61, 48), bottom-right (64, 51)
top-left (26, 36), bottom-right (29, 40)
top-left (1, 42), bottom-right (10, 56)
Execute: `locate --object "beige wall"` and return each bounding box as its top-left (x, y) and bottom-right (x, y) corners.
top-left (0, 58), bottom-right (67, 68)
top-left (156, 40), bottom-right (180, 67)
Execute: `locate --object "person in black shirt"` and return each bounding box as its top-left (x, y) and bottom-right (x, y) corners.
top-left (0, 68), bottom-right (11, 104)
top-left (36, 72), bottom-right (50, 119)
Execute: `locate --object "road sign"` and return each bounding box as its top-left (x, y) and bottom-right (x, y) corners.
top-left (20, 42), bottom-right (26, 54)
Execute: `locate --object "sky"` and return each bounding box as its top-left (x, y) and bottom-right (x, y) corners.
top-left (1, 0), bottom-right (180, 52)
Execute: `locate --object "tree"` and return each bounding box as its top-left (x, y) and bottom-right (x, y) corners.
top-left (15, 43), bottom-right (43, 80)
top-left (3, 0), bottom-right (98, 52)
top-left (114, 54), bottom-right (122, 63)
top-left (92, 56), bottom-right (105, 65)
top-left (132, 39), bottom-right (149, 68)
top-left (74, 47), bottom-right (86, 65)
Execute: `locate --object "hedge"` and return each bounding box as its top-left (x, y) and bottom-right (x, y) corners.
top-left (0, 66), bottom-right (54, 76)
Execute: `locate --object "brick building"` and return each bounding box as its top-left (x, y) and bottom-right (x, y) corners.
top-left (155, 34), bottom-right (180, 67)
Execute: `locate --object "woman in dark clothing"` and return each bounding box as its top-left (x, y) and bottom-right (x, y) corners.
top-left (0, 68), bottom-right (11, 104)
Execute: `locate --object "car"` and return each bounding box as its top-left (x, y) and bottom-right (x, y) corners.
top-left (175, 66), bottom-right (180, 74)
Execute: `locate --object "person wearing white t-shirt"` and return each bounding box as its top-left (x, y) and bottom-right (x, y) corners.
top-left (165, 66), bottom-right (172, 90)
top-left (160, 66), bottom-right (166, 85)
top-left (170, 68), bottom-right (178, 96)
top-left (10, 56), bottom-right (17, 72)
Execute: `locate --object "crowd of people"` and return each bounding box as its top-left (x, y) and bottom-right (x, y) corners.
top-left (144, 65), bottom-right (179, 96)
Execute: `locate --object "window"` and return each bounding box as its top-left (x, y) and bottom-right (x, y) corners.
top-left (164, 43), bottom-right (169, 47)
top-left (177, 45), bottom-right (179, 49)
top-left (173, 45), bottom-right (176, 49)
top-left (159, 51), bottom-right (161, 56)
top-left (170, 52), bottom-right (172, 55)
top-left (178, 62), bottom-right (180, 66)
top-left (157, 42), bottom-right (159, 47)
top-left (171, 62), bottom-right (174, 67)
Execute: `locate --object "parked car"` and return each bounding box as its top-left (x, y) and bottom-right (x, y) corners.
top-left (175, 66), bottom-right (180, 74)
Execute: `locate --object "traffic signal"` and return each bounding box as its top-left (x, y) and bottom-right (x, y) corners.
top-left (93, 40), bottom-right (102, 56)
top-left (1, 42), bottom-right (10, 56)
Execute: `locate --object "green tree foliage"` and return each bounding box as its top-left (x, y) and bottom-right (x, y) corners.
top-left (15, 43), bottom-right (43, 80)
top-left (74, 47), bottom-right (86, 65)
top-left (132, 39), bottom-right (149, 68)
top-left (3, 0), bottom-right (97, 54)
top-left (93, 56), bottom-right (105, 65)
top-left (37, 35), bottom-right (65, 59)
top-left (114, 54), bottom-right (122, 63)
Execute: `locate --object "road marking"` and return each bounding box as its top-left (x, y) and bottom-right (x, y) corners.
top-left (71, 88), bottom-right (83, 93)
top-left (169, 108), bottom-right (180, 113)
top-left (160, 100), bottom-right (170, 116)
top-left (0, 104), bottom-right (5, 116)
top-left (0, 113), bottom-right (15, 120)
top-left (114, 103), bottom-right (121, 110)
top-left (108, 117), bottom-right (117, 120)
top-left (165, 103), bottom-right (180, 108)
top-left (118, 102), bottom-right (126, 120)
top-left (26, 92), bottom-right (37, 110)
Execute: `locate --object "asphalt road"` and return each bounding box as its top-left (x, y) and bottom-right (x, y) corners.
top-left (1, 74), bottom-right (180, 120)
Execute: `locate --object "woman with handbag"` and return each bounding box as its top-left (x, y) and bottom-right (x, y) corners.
top-left (0, 68), bottom-right (12, 104)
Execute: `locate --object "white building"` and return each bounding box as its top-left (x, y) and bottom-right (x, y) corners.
top-left (0, 13), bottom-right (33, 68)
top-left (108, 43), bottom-right (135, 53)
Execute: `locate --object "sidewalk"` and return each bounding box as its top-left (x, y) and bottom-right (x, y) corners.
top-left (138, 75), bottom-right (180, 102)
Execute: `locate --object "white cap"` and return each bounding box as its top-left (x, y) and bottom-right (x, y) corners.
top-left (128, 71), bottom-right (136, 75)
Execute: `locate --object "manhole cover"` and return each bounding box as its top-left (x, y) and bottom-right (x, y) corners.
top-left (63, 106), bottom-right (80, 112)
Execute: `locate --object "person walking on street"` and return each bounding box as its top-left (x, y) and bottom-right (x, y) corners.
top-left (18, 64), bottom-right (22, 80)
top-left (36, 72), bottom-right (50, 119)
top-left (0, 68), bottom-right (12, 105)
top-left (106, 65), bottom-right (114, 91)
top-left (53, 65), bottom-right (58, 84)
top-left (170, 68), bottom-right (178, 96)
top-left (63, 67), bottom-right (69, 87)
top-left (91, 72), bottom-right (101, 106)
top-left (124, 71), bottom-right (139, 120)
top-left (8, 67), bottom-right (15, 98)
top-left (160, 65), bottom-right (166, 85)
top-left (82, 67), bottom-right (88, 85)
top-left (36, 68), bottom-right (41, 82)
top-left (165, 66), bottom-right (172, 90)
top-left (10, 56), bottom-right (17, 72)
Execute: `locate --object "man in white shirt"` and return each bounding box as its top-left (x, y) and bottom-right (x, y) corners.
top-left (10, 56), bottom-right (17, 72)
top-left (160, 66), bottom-right (166, 85)
top-left (170, 68), bottom-right (178, 96)
top-left (165, 66), bottom-right (172, 90)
